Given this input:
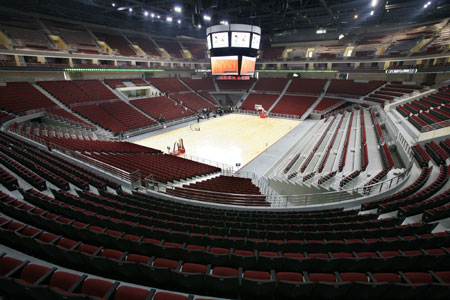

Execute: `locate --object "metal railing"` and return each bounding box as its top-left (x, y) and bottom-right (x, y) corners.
top-left (263, 164), bottom-right (411, 207)
top-left (421, 120), bottom-right (450, 132)
top-left (181, 154), bottom-right (234, 172)
top-left (151, 160), bottom-right (411, 208)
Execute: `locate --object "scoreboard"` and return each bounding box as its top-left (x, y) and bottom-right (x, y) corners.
top-left (206, 24), bottom-right (261, 78)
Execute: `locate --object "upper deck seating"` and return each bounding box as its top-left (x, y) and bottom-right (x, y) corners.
top-left (154, 38), bottom-right (183, 58)
top-left (92, 31), bottom-right (136, 56)
top-left (181, 41), bottom-right (206, 59)
top-left (126, 34), bottom-right (161, 56)
top-left (45, 19), bottom-right (100, 53)
top-left (261, 46), bottom-right (284, 59)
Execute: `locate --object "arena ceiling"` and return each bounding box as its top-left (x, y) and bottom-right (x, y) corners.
top-left (1, 0), bottom-right (449, 37)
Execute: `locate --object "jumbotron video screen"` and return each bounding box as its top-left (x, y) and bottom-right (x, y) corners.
top-left (206, 24), bottom-right (261, 78)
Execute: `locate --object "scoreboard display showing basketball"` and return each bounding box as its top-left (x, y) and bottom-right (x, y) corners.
top-left (207, 24), bottom-right (261, 78)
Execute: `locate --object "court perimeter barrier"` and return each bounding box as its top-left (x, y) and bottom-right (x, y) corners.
top-left (235, 109), bottom-right (300, 119)
top-left (181, 154), bottom-right (234, 172)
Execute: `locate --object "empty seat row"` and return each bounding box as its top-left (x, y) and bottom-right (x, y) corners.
top-left (0, 82), bottom-right (56, 114)
top-left (362, 166), bottom-right (431, 211)
top-left (271, 95), bottom-right (317, 117)
top-left (170, 92), bottom-right (216, 111)
top-left (412, 144), bottom-right (431, 167)
top-left (46, 108), bottom-right (96, 129)
top-left (13, 189), bottom-right (422, 250)
top-left (378, 165), bottom-right (449, 214)
top-left (0, 254), bottom-right (193, 300)
top-left (36, 134), bottom-right (159, 153)
top-left (131, 96), bottom-right (195, 121)
top-left (399, 188), bottom-right (450, 218)
top-left (241, 93), bottom-right (279, 111)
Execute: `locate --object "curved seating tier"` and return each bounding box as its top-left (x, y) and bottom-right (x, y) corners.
top-left (166, 175), bottom-right (268, 207)
top-left (2, 253), bottom-right (448, 300)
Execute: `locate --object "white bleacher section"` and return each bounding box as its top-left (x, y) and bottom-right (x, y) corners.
top-left (266, 107), bottom-right (401, 193)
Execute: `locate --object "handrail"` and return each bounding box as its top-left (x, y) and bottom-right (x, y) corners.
top-left (421, 120), bottom-right (450, 132)
top-left (265, 163), bottom-right (411, 207)
top-left (181, 153), bottom-right (234, 172)
top-left (163, 184), bottom-right (266, 198)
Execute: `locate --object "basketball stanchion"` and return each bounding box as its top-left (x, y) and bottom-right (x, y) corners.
top-left (260, 109), bottom-right (267, 119)
top-left (170, 138), bottom-right (185, 156)
top-left (254, 104), bottom-right (267, 119)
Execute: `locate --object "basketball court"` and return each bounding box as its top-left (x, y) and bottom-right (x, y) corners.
top-left (134, 114), bottom-right (301, 170)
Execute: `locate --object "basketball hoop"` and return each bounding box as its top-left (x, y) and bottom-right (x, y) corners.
top-left (254, 104), bottom-right (267, 119)
top-left (190, 123), bottom-right (200, 131)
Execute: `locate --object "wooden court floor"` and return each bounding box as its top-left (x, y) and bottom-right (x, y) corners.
top-left (134, 114), bottom-right (301, 170)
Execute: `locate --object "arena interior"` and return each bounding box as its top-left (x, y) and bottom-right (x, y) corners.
top-left (1, 0), bottom-right (450, 299)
